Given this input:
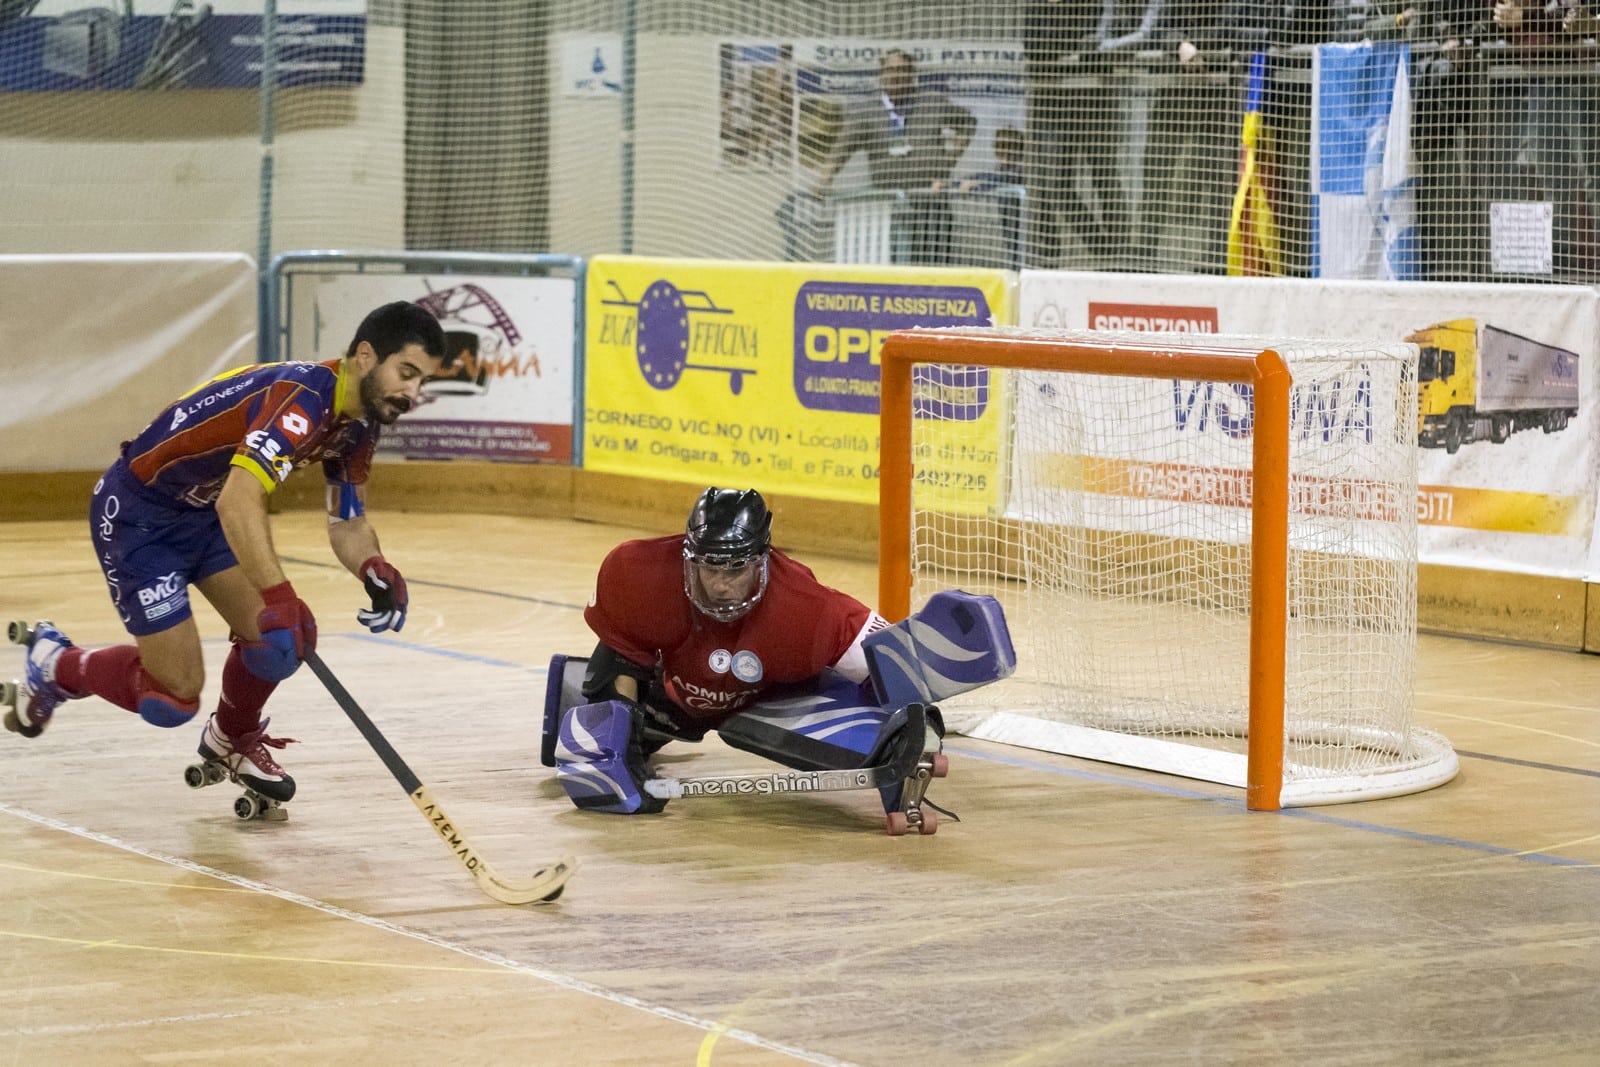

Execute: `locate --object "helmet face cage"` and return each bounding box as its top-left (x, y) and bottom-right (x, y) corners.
top-left (682, 488), bottom-right (773, 621)
top-left (682, 549), bottom-right (769, 622)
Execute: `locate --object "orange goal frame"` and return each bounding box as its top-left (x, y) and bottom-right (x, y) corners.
top-left (877, 327), bottom-right (1294, 810)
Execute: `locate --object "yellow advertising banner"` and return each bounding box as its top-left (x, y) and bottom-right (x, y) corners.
top-left (584, 256), bottom-right (1014, 504)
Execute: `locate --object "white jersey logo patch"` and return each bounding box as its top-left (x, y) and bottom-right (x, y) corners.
top-left (731, 650), bottom-right (763, 684)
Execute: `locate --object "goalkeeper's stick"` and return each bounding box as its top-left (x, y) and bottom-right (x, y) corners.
top-left (305, 651), bottom-right (577, 905)
top-left (644, 702), bottom-right (932, 800)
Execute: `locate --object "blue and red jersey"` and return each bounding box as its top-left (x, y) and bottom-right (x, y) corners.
top-left (118, 359), bottom-right (375, 509)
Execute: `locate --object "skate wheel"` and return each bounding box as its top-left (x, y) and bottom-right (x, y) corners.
top-left (916, 806), bottom-right (939, 835)
top-left (885, 811), bottom-right (910, 836)
top-left (234, 794), bottom-right (262, 820)
top-left (4, 707), bottom-right (41, 739)
top-left (0, 680), bottom-right (15, 705)
top-left (541, 885), bottom-right (566, 903)
top-left (929, 753), bottom-right (949, 778)
top-left (6, 620), bottom-right (31, 646)
top-left (183, 763), bottom-right (208, 788)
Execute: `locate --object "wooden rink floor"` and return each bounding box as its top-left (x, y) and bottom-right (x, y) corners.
top-left (1, 511), bottom-right (1598, 1066)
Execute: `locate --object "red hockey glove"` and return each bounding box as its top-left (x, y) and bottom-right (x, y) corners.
top-left (357, 556), bottom-right (408, 634)
top-left (243, 581), bottom-right (318, 681)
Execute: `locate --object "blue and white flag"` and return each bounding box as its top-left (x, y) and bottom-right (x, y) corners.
top-left (1311, 41), bottom-right (1420, 280)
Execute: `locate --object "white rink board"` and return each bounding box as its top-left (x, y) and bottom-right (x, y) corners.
top-left (0, 253), bottom-right (256, 473)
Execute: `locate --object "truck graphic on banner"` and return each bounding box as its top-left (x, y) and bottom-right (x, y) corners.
top-left (1408, 319), bottom-right (1580, 453)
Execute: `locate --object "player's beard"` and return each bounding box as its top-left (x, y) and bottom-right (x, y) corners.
top-left (360, 371), bottom-right (411, 425)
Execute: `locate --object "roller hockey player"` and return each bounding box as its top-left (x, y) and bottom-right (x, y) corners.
top-left (541, 486), bottom-right (1014, 834)
top-left (2, 301), bottom-right (445, 820)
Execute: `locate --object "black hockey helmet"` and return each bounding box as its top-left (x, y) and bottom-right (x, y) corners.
top-left (683, 488), bottom-right (773, 621)
top-left (684, 487), bottom-right (772, 564)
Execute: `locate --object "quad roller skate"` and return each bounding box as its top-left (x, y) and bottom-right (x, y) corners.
top-left (183, 758), bottom-right (287, 821)
top-left (3, 619), bottom-right (76, 739)
top-left (186, 713), bottom-right (296, 822)
top-left (881, 706), bottom-right (950, 837)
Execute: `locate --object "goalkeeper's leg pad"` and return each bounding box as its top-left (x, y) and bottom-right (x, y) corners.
top-left (541, 653), bottom-right (590, 768)
top-left (864, 590), bottom-right (1016, 708)
top-left (718, 675), bottom-right (939, 772)
top-left (554, 700), bottom-right (665, 815)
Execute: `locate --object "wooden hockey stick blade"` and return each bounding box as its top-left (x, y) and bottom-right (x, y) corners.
top-left (304, 651), bottom-right (578, 905)
top-left (408, 784), bottom-right (578, 904)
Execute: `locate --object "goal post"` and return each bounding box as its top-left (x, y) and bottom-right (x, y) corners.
top-left (878, 326), bottom-right (1458, 810)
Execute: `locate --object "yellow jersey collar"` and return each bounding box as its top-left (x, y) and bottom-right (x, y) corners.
top-left (333, 357), bottom-right (352, 419)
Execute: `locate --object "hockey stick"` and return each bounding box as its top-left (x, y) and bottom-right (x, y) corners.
top-left (644, 703), bottom-right (932, 801)
top-left (305, 650), bottom-right (577, 905)
top-left (645, 760), bottom-right (907, 800)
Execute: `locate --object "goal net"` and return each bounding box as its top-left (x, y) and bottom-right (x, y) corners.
top-left (878, 326), bottom-right (1458, 809)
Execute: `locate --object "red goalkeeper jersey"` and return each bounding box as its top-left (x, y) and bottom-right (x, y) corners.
top-left (584, 535), bottom-right (875, 726)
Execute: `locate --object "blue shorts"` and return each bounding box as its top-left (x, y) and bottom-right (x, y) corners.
top-left (89, 462), bottom-right (239, 637)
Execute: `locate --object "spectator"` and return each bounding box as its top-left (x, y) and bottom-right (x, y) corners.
top-left (1413, 2), bottom-right (1492, 279)
top-left (1138, 2), bottom-right (1243, 272)
top-left (959, 126), bottom-right (1026, 268)
top-left (814, 49), bottom-right (976, 266)
top-left (1023, 1), bottom-right (1131, 266)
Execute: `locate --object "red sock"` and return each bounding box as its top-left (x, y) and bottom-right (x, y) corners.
top-left (54, 645), bottom-right (141, 713)
top-left (217, 642), bottom-right (279, 736)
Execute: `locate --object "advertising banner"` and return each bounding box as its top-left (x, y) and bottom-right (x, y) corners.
top-left (1022, 271), bottom-right (1599, 578)
top-left (0, 1), bottom-right (364, 92)
top-left (584, 255), bottom-right (1012, 504)
top-left (283, 270), bottom-right (577, 464)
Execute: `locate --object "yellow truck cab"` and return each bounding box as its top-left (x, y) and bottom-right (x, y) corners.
top-left (1406, 319), bottom-right (1579, 453)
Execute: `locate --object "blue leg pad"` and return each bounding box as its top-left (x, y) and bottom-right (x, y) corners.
top-left (719, 675), bottom-right (900, 771)
top-left (554, 700), bottom-right (663, 814)
top-left (864, 590), bottom-right (1016, 708)
top-left (541, 653), bottom-right (589, 768)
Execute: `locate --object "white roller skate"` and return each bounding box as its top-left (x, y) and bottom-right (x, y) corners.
top-left (185, 713), bottom-right (298, 821)
top-left (2, 620), bottom-right (78, 739)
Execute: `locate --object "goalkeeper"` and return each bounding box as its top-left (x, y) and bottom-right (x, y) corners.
top-left (543, 486), bottom-right (1014, 826)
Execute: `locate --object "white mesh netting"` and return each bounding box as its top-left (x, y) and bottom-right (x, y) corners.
top-left (896, 328), bottom-right (1457, 805)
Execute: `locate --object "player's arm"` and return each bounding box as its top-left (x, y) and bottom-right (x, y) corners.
top-left (326, 478), bottom-right (409, 634)
top-left (217, 464), bottom-right (315, 681)
top-left (216, 465), bottom-right (288, 590)
top-left (827, 608), bottom-right (891, 684)
top-left (326, 492), bottom-right (382, 574)
top-left (810, 104), bottom-right (865, 197)
top-left (581, 642), bottom-right (652, 703)
top-left (579, 546), bottom-right (665, 703)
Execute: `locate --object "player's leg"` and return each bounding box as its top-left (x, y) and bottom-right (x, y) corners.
top-left (580, 643), bottom-right (708, 756)
top-left (717, 680), bottom-right (949, 831)
top-left (7, 471), bottom-right (206, 737)
top-left (5, 618), bottom-right (87, 737)
top-left (192, 563), bottom-right (295, 803)
top-left (17, 613), bottom-right (207, 732)
top-left (539, 654), bottom-right (589, 768)
top-left (545, 646), bottom-right (694, 813)
top-left (717, 675), bottom-right (905, 771)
